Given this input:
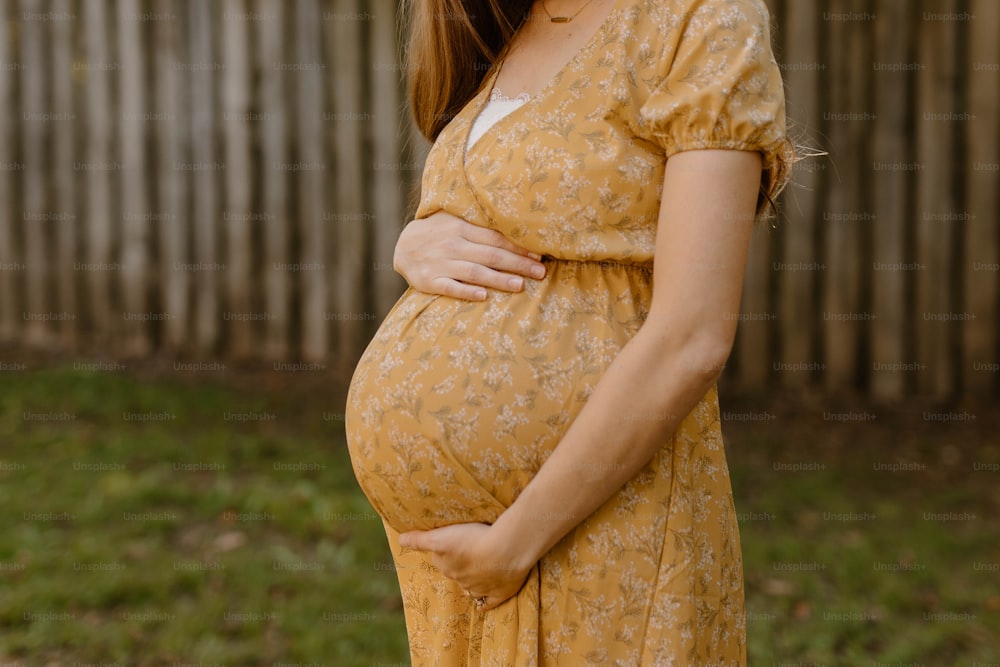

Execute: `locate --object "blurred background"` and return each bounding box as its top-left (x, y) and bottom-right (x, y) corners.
top-left (0, 0), bottom-right (997, 665)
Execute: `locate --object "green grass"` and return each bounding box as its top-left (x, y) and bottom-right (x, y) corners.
top-left (726, 395), bottom-right (1000, 665)
top-left (0, 365), bottom-right (407, 665)
top-left (0, 365), bottom-right (997, 664)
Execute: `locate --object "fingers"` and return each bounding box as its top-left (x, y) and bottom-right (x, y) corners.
top-left (478, 595), bottom-right (502, 612)
top-left (398, 530), bottom-right (432, 551)
top-left (421, 258), bottom-right (542, 300)
top-left (396, 212), bottom-right (547, 298)
top-left (464, 591), bottom-right (510, 612)
top-left (470, 246), bottom-right (547, 283)
top-left (459, 227), bottom-right (547, 280)
top-left (460, 589), bottom-right (490, 610)
top-left (425, 277), bottom-right (489, 302)
top-left (449, 261), bottom-right (532, 294)
top-left (461, 223), bottom-right (543, 261)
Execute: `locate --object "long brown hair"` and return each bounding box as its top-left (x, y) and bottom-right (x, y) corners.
top-left (406, 0), bottom-right (533, 141)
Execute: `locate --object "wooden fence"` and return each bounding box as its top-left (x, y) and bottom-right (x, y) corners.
top-left (0, 0), bottom-right (411, 368)
top-left (0, 0), bottom-right (997, 399)
top-left (749, 0), bottom-right (999, 399)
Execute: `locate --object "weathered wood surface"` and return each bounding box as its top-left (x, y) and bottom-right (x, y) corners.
top-left (0, 1), bottom-right (995, 399)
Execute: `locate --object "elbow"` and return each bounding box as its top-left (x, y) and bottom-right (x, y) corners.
top-left (640, 306), bottom-right (738, 384)
top-left (678, 332), bottom-right (734, 383)
top-left (644, 319), bottom-right (736, 384)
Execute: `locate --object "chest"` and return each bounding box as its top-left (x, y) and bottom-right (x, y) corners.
top-left (493, 0), bottom-right (617, 97)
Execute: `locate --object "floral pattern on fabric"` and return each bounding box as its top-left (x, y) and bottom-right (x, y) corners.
top-left (346, 0), bottom-right (786, 664)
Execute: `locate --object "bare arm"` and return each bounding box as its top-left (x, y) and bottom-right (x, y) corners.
top-left (399, 149), bottom-right (761, 608)
top-left (394, 212), bottom-right (547, 301)
top-left (491, 148), bottom-right (761, 565)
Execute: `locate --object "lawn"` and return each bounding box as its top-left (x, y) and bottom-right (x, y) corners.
top-left (0, 361), bottom-right (407, 665)
top-left (0, 361), bottom-right (997, 665)
top-left (724, 393), bottom-right (1000, 664)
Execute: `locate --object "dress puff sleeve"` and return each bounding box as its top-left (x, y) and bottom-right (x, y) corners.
top-left (638, 0), bottom-right (792, 209)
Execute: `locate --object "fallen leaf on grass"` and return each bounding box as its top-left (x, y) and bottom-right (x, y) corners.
top-left (761, 578), bottom-right (798, 596)
top-left (212, 531), bottom-right (246, 552)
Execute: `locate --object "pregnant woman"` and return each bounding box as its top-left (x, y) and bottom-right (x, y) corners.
top-left (346, 0), bottom-right (791, 663)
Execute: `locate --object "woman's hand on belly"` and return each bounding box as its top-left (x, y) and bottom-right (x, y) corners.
top-left (399, 522), bottom-right (533, 612)
top-left (393, 212), bottom-right (547, 301)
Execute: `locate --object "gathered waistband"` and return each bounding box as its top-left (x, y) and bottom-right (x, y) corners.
top-left (541, 255), bottom-right (653, 272)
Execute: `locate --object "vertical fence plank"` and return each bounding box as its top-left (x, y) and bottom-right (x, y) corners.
top-left (820, 0), bottom-right (863, 391)
top-left (19, 0), bottom-right (49, 344)
top-left (0, 0), bottom-right (994, 397)
top-left (189, 0), bottom-right (219, 353)
top-left (846, 2), bottom-right (875, 391)
top-left (370, 0), bottom-right (407, 317)
top-left (731, 0), bottom-right (782, 388)
top-left (119, 0), bottom-right (150, 354)
top-left (409, 133), bottom-right (431, 201)
top-left (257, 0), bottom-right (289, 360)
top-left (294, 0), bottom-right (327, 360)
top-left (221, 0), bottom-right (253, 357)
top-left (328, 0), bottom-right (367, 367)
top-left (0, 2), bottom-right (19, 341)
top-left (915, 0), bottom-right (960, 397)
top-left (52, 0), bottom-right (77, 347)
top-left (737, 230), bottom-right (774, 387)
top-left (82, 0), bottom-right (115, 345)
top-left (156, 0), bottom-right (190, 350)
top-left (963, 1), bottom-right (1000, 395)
top-left (870, 0), bottom-right (911, 399)
top-left (776, 0), bottom-right (822, 389)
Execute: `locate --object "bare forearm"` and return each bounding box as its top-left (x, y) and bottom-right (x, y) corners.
top-left (491, 324), bottom-right (728, 567)
top-left (491, 150), bottom-right (759, 572)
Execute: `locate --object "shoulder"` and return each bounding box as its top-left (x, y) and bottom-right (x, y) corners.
top-left (638, 0), bottom-right (770, 20)
top-left (631, 0), bottom-right (771, 38)
top-left (623, 0), bottom-right (775, 75)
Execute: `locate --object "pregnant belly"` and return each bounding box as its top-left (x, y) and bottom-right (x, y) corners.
top-left (345, 260), bottom-right (652, 533)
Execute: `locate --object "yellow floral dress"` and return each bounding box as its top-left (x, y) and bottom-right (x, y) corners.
top-left (345, 0), bottom-right (787, 663)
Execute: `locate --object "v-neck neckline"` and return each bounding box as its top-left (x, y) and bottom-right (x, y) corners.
top-left (461, 0), bottom-right (626, 161)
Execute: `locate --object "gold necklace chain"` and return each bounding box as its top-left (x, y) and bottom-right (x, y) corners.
top-left (540, 0), bottom-right (597, 23)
